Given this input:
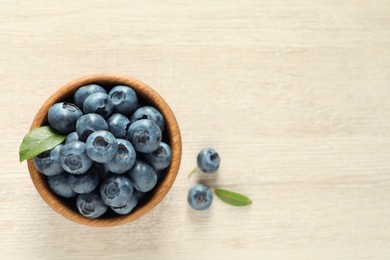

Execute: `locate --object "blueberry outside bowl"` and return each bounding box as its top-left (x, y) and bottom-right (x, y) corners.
top-left (27, 74), bottom-right (182, 227)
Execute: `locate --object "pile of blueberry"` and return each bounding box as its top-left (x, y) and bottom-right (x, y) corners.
top-left (33, 84), bottom-right (172, 218)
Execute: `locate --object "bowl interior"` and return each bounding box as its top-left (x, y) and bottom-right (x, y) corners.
top-left (27, 74), bottom-right (181, 227)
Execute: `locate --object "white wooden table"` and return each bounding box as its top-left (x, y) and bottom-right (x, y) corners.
top-left (1, 1), bottom-right (390, 259)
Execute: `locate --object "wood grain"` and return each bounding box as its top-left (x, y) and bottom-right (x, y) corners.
top-left (1, 0), bottom-right (390, 259)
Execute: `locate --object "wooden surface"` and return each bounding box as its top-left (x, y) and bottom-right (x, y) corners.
top-left (1, 0), bottom-right (390, 259)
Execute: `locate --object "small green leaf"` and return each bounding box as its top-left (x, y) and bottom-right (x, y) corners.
top-left (19, 126), bottom-right (66, 162)
top-left (214, 188), bottom-right (252, 206)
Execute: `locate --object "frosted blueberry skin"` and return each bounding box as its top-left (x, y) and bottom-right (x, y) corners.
top-left (48, 172), bottom-right (77, 198)
top-left (65, 131), bottom-right (79, 144)
top-left (143, 142), bottom-right (171, 171)
top-left (33, 144), bottom-right (64, 176)
top-left (110, 195), bottom-right (138, 215)
top-left (76, 113), bottom-right (109, 142)
top-left (68, 169), bottom-right (99, 194)
top-left (126, 119), bottom-right (162, 153)
top-left (100, 175), bottom-right (134, 207)
top-left (48, 102), bottom-right (83, 134)
top-left (130, 106), bottom-right (165, 132)
top-left (77, 191), bottom-right (108, 219)
top-left (187, 184), bottom-right (213, 210)
top-left (74, 84), bottom-right (106, 109)
top-left (127, 160), bottom-right (157, 192)
top-left (105, 139), bottom-right (136, 174)
top-left (83, 92), bottom-right (114, 119)
top-left (109, 85), bottom-right (138, 115)
top-left (107, 113), bottom-right (130, 139)
top-left (197, 148), bottom-right (220, 173)
top-left (85, 130), bottom-right (118, 163)
top-left (60, 141), bottom-right (93, 174)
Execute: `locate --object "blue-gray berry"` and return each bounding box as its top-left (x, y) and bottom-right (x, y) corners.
top-left (126, 119), bottom-right (161, 153)
top-left (100, 175), bottom-right (133, 207)
top-left (33, 144), bottom-right (63, 176)
top-left (197, 148), bottom-right (220, 173)
top-left (85, 130), bottom-right (118, 163)
top-left (143, 142), bottom-right (171, 171)
top-left (68, 169), bottom-right (99, 194)
top-left (187, 184), bottom-right (213, 210)
top-left (48, 102), bottom-right (83, 134)
top-left (76, 191), bottom-right (108, 218)
top-left (60, 141), bottom-right (93, 174)
top-left (107, 113), bottom-right (130, 139)
top-left (110, 195), bottom-right (138, 215)
top-left (127, 160), bottom-right (157, 192)
top-left (109, 85), bottom-right (138, 115)
top-left (104, 139), bottom-right (136, 174)
top-left (83, 92), bottom-right (114, 118)
top-left (48, 172), bottom-right (77, 198)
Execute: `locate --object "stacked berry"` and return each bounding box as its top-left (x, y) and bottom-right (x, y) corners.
top-left (32, 84), bottom-right (172, 218)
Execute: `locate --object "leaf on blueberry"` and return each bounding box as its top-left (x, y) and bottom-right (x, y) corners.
top-left (19, 126), bottom-right (66, 162)
top-left (214, 188), bottom-right (252, 206)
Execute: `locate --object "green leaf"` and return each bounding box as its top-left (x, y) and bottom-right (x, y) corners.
top-left (19, 126), bottom-right (66, 162)
top-left (214, 188), bottom-right (252, 206)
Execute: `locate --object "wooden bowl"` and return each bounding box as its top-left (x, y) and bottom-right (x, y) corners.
top-left (27, 74), bottom-right (182, 227)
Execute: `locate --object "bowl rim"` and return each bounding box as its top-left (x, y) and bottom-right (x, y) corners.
top-left (27, 74), bottom-right (182, 227)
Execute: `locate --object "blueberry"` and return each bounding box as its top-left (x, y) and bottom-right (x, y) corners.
top-left (127, 160), bottom-right (157, 192)
top-left (74, 84), bottom-right (106, 109)
top-left (33, 144), bottom-right (63, 176)
top-left (68, 169), bottom-right (99, 194)
top-left (131, 106), bottom-right (165, 132)
top-left (126, 119), bottom-right (161, 153)
top-left (100, 175), bottom-right (133, 207)
top-left (65, 131), bottom-right (79, 144)
top-left (107, 113), bottom-right (130, 139)
top-left (104, 139), bottom-right (136, 174)
top-left (60, 141), bottom-right (93, 174)
top-left (109, 85), bottom-right (138, 115)
top-left (86, 130), bottom-right (118, 163)
top-left (76, 113), bottom-right (109, 141)
top-left (187, 184), bottom-right (213, 210)
top-left (76, 191), bottom-right (108, 218)
top-left (48, 102), bottom-right (83, 134)
top-left (48, 172), bottom-right (77, 198)
top-left (143, 142), bottom-right (171, 171)
top-left (197, 148), bottom-right (220, 173)
top-left (83, 92), bottom-right (114, 118)
top-left (110, 195), bottom-right (138, 215)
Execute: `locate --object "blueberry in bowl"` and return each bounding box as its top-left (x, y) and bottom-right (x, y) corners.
top-left (25, 74), bottom-right (181, 227)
